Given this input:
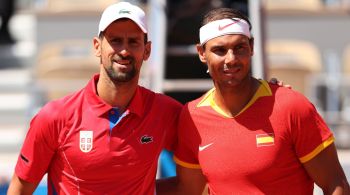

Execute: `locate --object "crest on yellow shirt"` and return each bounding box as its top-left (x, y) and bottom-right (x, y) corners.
top-left (80, 130), bottom-right (93, 152)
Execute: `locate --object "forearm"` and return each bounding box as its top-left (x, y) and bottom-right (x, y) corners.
top-left (157, 165), bottom-right (207, 195)
top-left (323, 179), bottom-right (350, 195)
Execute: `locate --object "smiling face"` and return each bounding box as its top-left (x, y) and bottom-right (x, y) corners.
top-left (197, 34), bottom-right (253, 88)
top-left (93, 19), bottom-right (151, 83)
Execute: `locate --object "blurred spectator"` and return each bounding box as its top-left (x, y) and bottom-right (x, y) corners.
top-left (0, 0), bottom-right (15, 44)
top-left (0, 176), bottom-right (9, 195)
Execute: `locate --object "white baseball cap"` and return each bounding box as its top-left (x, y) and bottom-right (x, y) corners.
top-left (98, 2), bottom-right (147, 36)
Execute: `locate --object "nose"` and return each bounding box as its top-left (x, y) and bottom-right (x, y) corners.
top-left (116, 39), bottom-right (133, 57)
top-left (225, 49), bottom-right (237, 64)
top-left (119, 48), bottom-right (131, 58)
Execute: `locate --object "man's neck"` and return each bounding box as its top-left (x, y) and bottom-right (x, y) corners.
top-left (213, 77), bottom-right (260, 117)
top-left (96, 73), bottom-right (138, 113)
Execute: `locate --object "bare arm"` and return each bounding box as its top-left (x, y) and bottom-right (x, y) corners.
top-left (7, 173), bottom-right (39, 195)
top-left (303, 143), bottom-right (350, 195)
top-left (157, 165), bottom-right (207, 195)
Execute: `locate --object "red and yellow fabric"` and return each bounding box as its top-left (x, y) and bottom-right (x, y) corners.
top-left (174, 80), bottom-right (333, 194)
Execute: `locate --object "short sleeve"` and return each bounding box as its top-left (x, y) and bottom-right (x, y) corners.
top-left (290, 96), bottom-right (334, 163)
top-left (174, 104), bottom-right (201, 168)
top-left (15, 103), bottom-right (60, 183)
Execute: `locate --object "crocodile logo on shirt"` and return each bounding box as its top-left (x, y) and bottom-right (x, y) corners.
top-left (140, 135), bottom-right (153, 144)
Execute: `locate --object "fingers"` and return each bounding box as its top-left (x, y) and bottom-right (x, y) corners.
top-left (269, 78), bottom-right (292, 89)
top-left (269, 77), bottom-right (278, 85)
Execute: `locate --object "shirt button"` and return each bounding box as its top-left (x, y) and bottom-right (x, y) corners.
top-left (110, 110), bottom-right (115, 115)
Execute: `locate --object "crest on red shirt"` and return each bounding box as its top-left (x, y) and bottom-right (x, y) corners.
top-left (256, 133), bottom-right (275, 147)
top-left (80, 131), bottom-right (93, 153)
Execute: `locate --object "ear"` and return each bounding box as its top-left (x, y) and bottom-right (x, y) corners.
top-left (93, 37), bottom-right (102, 57)
top-left (196, 44), bottom-right (207, 63)
top-left (249, 37), bottom-right (254, 56)
top-left (143, 41), bottom-right (151, 60)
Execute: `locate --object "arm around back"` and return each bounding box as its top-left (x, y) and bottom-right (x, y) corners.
top-left (157, 164), bottom-right (207, 195)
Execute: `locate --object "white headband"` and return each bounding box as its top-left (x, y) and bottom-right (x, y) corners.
top-left (199, 18), bottom-right (251, 45)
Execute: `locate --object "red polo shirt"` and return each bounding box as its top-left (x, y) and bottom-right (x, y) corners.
top-left (15, 74), bottom-right (182, 195)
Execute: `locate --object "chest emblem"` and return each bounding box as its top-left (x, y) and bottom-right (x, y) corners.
top-left (80, 131), bottom-right (93, 153)
top-left (199, 143), bottom-right (214, 152)
top-left (256, 133), bottom-right (275, 147)
top-left (140, 135), bottom-right (153, 144)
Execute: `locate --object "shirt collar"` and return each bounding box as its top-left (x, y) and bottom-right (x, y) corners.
top-left (197, 80), bottom-right (272, 117)
top-left (127, 86), bottom-right (143, 117)
top-left (85, 74), bottom-right (144, 117)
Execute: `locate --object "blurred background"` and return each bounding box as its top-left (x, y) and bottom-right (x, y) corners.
top-left (0, 0), bottom-right (350, 194)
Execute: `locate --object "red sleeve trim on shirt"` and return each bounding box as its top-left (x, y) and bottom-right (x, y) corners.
top-left (299, 136), bottom-right (335, 163)
top-left (173, 156), bottom-right (201, 169)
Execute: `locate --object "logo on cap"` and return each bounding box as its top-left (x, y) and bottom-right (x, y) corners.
top-left (119, 9), bottom-right (131, 14)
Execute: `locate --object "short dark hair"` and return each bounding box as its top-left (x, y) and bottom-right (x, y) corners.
top-left (201, 7), bottom-right (252, 31)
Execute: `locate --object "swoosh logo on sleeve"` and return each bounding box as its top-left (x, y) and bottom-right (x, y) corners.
top-left (218, 20), bottom-right (239, 31)
top-left (199, 143), bottom-right (214, 151)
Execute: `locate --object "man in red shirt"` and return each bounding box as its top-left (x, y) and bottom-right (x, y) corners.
top-left (7, 2), bottom-right (182, 194)
top-left (157, 7), bottom-right (350, 194)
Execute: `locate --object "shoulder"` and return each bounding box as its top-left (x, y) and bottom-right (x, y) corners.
top-left (269, 84), bottom-right (316, 115)
top-left (272, 84), bottom-right (310, 103)
top-left (185, 90), bottom-right (212, 113)
top-left (35, 89), bottom-right (84, 123)
top-left (140, 86), bottom-right (183, 110)
top-left (174, 92), bottom-right (210, 124)
top-left (157, 93), bottom-right (183, 108)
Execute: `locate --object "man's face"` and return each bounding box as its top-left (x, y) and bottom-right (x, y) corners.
top-left (198, 34), bottom-right (253, 87)
top-left (95, 19), bottom-right (150, 83)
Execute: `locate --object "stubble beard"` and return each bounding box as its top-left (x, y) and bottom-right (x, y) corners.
top-left (101, 55), bottom-right (137, 83)
top-left (105, 64), bottom-right (136, 83)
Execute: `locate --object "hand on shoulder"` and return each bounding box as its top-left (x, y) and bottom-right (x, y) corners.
top-left (269, 78), bottom-right (292, 89)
